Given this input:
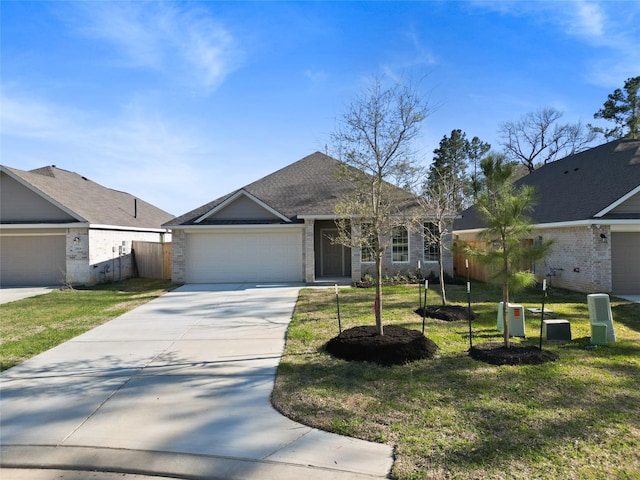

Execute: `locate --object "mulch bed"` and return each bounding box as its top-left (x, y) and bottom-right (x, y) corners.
top-left (326, 325), bottom-right (439, 366)
top-left (415, 305), bottom-right (478, 322)
top-left (469, 341), bottom-right (559, 366)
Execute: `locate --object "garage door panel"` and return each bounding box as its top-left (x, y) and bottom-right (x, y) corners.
top-left (0, 235), bottom-right (66, 286)
top-left (186, 229), bottom-right (303, 283)
top-left (611, 232), bottom-right (640, 295)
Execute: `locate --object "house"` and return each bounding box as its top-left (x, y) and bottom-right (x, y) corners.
top-left (165, 152), bottom-right (453, 284)
top-left (454, 138), bottom-right (640, 295)
top-left (1, 165), bottom-right (174, 286)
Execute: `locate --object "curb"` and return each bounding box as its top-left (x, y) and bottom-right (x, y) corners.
top-left (1, 445), bottom-right (389, 480)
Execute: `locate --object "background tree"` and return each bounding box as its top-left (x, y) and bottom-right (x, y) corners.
top-left (427, 129), bottom-right (469, 208)
top-left (463, 154), bottom-right (552, 348)
top-left (331, 76), bottom-right (429, 336)
top-left (426, 129), bottom-right (491, 209)
top-left (499, 107), bottom-right (596, 173)
top-left (466, 135), bottom-right (491, 201)
top-left (590, 76), bottom-right (640, 140)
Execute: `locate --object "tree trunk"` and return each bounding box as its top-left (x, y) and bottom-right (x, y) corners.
top-left (438, 240), bottom-right (447, 306)
top-left (375, 254), bottom-right (384, 336)
top-left (502, 282), bottom-right (510, 348)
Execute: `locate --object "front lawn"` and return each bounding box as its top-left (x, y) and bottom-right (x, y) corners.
top-left (0, 279), bottom-right (177, 371)
top-left (272, 282), bottom-right (640, 480)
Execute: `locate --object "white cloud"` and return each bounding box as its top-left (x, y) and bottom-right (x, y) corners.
top-left (304, 68), bottom-right (328, 84)
top-left (0, 90), bottom-right (217, 213)
top-left (472, 0), bottom-right (640, 88)
top-left (568, 1), bottom-right (605, 37)
top-left (63, 1), bottom-right (243, 93)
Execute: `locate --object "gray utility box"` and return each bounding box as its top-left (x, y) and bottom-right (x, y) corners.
top-left (542, 319), bottom-right (571, 341)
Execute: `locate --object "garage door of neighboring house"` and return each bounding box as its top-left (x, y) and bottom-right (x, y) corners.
top-left (611, 232), bottom-right (640, 295)
top-left (185, 228), bottom-right (303, 283)
top-left (0, 234), bottom-right (66, 286)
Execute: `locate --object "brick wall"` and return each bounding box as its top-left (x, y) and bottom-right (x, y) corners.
top-left (455, 225), bottom-right (612, 293)
top-left (171, 229), bottom-right (187, 283)
top-left (534, 225), bottom-right (611, 293)
top-left (65, 228), bottom-right (166, 285)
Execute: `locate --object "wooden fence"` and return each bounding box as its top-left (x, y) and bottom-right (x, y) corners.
top-left (453, 241), bottom-right (493, 282)
top-left (132, 241), bottom-right (172, 280)
top-left (453, 239), bottom-right (533, 283)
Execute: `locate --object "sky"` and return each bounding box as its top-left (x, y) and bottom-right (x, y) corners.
top-left (2, 1), bottom-right (639, 216)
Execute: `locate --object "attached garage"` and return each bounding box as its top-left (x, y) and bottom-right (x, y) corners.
top-left (0, 233), bottom-right (66, 286)
top-left (611, 232), bottom-right (640, 295)
top-left (185, 227), bottom-right (304, 283)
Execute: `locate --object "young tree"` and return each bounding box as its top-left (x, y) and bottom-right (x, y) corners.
top-left (591, 76), bottom-right (640, 140)
top-left (418, 169), bottom-right (459, 306)
top-left (499, 107), bottom-right (596, 173)
top-left (463, 154), bottom-right (552, 348)
top-left (331, 76), bottom-right (429, 335)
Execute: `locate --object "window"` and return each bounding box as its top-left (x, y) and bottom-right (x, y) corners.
top-left (362, 244), bottom-right (375, 263)
top-left (392, 226), bottom-right (409, 262)
top-left (424, 222), bottom-right (439, 262)
top-left (361, 224), bottom-right (376, 263)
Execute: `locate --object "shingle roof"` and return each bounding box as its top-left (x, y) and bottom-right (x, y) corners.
top-left (454, 138), bottom-right (640, 231)
top-left (166, 152), bottom-right (360, 226)
top-left (166, 151), bottom-right (425, 227)
top-left (2, 165), bottom-right (174, 229)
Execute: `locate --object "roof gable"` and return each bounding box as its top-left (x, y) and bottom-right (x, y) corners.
top-left (167, 152), bottom-right (357, 226)
top-left (1, 165), bottom-right (174, 229)
top-left (195, 189), bottom-right (290, 224)
top-left (1, 170), bottom-right (80, 223)
top-left (598, 187), bottom-right (640, 217)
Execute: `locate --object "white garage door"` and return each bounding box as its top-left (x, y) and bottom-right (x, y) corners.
top-left (185, 228), bottom-right (303, 283)
top-left (0, 235), bottom-right (66, 286)
top-left (611, 232), bottom-right (640, 295)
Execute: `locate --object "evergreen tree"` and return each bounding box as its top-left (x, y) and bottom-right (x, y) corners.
top-left (427, 129), bottom-right (488, 211)
top-left (591, 76), bottom-right (640, 140)
top-left (463, 154), bottom-right (552, 348)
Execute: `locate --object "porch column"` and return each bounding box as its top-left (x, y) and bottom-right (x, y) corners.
top-left (351, 222), bottom-right (361, 284)
top-left (304, 219), bottom-right (315, 283)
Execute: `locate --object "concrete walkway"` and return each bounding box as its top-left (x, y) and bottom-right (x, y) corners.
top-left (0, 284), bottom-right (393, 479)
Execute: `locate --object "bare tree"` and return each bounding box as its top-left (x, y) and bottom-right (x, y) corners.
top-left (417, 168), bottom-right (459, 306)
top-left (331, 76), bottom-right (429, 336)
top-left (499, 107), bottom-right (596, 173)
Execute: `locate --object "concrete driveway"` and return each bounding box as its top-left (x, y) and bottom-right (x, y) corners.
top-left (0, 283), bottom-right (393, 479)
top-left (0, 286), bottom-right (57, 304)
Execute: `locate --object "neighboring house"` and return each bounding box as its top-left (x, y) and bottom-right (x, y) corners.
top-left (454, 138), bottom-right (640, 295)
top-left (165, 152), bottom-right (453, 284)
top-left (1, 165), bottom-right (173, 286)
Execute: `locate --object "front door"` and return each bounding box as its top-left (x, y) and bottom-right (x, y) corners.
top-left (320, 229), bottom-right (349, 277)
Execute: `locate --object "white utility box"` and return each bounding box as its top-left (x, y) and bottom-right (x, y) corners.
top-left (496, 302), bottom-right (526, 337)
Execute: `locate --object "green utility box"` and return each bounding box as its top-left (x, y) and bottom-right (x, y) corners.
top-left (591, 322), bottom-right (608, 345)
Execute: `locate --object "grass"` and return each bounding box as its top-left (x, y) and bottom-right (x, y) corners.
top-left (0, 278), bottom-right (177, 371)
top-left (272, 282), bottom-right (640, 480)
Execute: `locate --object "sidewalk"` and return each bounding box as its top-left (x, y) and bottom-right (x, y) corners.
top-left (0, 284), bottom-right (393, 479)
